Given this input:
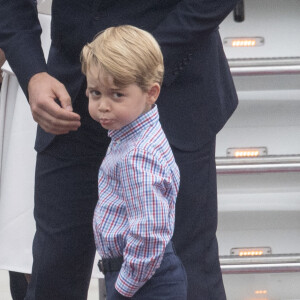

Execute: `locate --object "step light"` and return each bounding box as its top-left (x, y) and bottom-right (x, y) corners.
top-left (255, 290), bottom-right (267, 295)
top-left (223, 37), bottom-right (264, 47)
top-left (231, 247), bottom-right (272, 256)
top-left (227, 147), bottom-right (267, 158)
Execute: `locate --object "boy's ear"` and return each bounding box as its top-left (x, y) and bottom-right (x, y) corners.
top-left (147, 83), bottom-right (160, 104)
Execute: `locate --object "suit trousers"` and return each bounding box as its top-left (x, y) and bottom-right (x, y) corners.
top-left (171, 139), bottom-right (226, 300)
top-left (104, 243), bottom-right (187, 300)
top-left (25, 86), bottom-right (110, 300)
top-left (24, 136), bottom-right (224, 300)
top-left (9, 271), bottom-right (28, 300)
top-left (24, 150), bottom-right (105, 300)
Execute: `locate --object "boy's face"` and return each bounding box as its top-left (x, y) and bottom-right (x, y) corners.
top-left (86, 66), bottom-right (159, 130)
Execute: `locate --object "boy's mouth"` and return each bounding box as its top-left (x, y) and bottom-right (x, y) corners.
top-left (99, 118), bottom-right (113, 126)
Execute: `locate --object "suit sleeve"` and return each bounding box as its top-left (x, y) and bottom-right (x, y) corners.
top-left (152, 0), bottom-right (239, 86)
top-left (0, 0), bottom-right (47, 97)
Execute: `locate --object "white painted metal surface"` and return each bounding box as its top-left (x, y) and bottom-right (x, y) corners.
top-left (217, 0), bottom-right (300, 298)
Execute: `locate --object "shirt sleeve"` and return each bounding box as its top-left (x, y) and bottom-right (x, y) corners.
top-left (116, 148), bottom-right (176, 297)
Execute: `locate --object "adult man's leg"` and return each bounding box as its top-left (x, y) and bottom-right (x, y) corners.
top-left (25, 152), bottom-right (103, 300)
top-left (172, 139), bottom-right (226, 300)
top-left (9, 271), bottom-right (28, 300)
top-left (25, 85), bottom-right (110, 300)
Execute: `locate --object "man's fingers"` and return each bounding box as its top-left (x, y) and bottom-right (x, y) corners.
top-left (54, 81), bottom-right (74, 112)
top-left (28, 72), bottom-right (82, 134)
top-left (37, 98), bottom-right (81, 121)
top-left (39, 118), bottom-right (81, 134)
top-left (31, 99), bottom-right (81, 134)
top-left (34, 111), bottom-right (81, 134)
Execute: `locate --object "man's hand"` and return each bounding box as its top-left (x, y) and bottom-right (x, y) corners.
top-left (28, 72), bottom-right (81, 135)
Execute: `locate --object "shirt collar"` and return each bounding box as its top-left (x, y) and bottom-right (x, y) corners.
top-left (108, 105), bottom-right (159, 142)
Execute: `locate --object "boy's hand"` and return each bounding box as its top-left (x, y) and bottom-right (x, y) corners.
top-left (28, 72), bottom-right (81, 135)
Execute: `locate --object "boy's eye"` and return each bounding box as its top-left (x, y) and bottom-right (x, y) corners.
top-left (90, 90), bottom-right (101, 97)
top-left (112, 92), bottom-right (124, 98)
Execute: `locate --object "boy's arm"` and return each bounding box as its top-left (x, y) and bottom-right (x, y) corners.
top-left (152, 0), bottom-right (239, 86)
top-left (117, 149), bottom-right (177, 297)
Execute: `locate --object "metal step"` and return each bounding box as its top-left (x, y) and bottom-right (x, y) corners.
top-left (220, 253), bottom-right (300, 274)
top-left (216, 155), bottom-right (300, 174)
top-left (229, 57), bottom-right (300, 76)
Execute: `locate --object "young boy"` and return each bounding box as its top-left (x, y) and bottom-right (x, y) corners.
top-left (81, 25), bottom-right (187, 299)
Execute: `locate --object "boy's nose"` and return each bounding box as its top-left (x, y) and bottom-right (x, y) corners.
top-left (98, 98), bottom-right (110, 112)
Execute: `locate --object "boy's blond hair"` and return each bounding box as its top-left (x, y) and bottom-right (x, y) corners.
top-left (81, 25), bottom-right (164, 91)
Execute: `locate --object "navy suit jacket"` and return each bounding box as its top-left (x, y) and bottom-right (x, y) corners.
top-left (0, 0), bottom-right (238, 152)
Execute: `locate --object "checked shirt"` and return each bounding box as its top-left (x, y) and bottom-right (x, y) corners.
top-left (93, 105), bottom-right (180, 297)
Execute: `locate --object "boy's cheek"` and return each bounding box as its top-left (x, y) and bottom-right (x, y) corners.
top-left (88, 103), bottom-right (95, 119)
